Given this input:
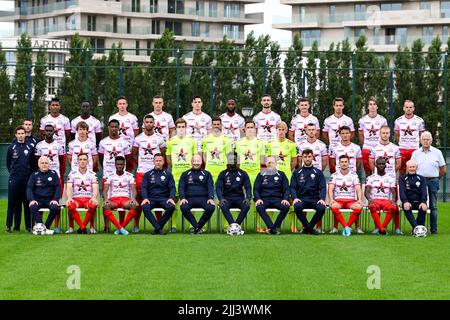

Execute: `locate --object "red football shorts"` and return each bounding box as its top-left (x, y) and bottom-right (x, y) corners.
top-left (108, 197), bottom-right (130, 209)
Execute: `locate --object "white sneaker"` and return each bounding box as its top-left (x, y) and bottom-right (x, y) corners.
top-left (356, 228), bottom-right (365, 234)
top-left (316, 228), bottom-right (325, 234)
top-left (89, 227), bottom-right (97, 234)
top-left (329, 227), bottom-right (339, 234)
top-left (65, 227), bottom-right (74, 234)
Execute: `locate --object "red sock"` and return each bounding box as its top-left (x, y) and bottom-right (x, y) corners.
top-left (122, 210), bottom-right (136, 228)
top-left (90, 214), bottom-right (95, 228)
top-left (382, 213), bottom-right (394, 229)
top-left (69, 216), bottom-right (74, 228)
top-left (104, 210), bottom-right (122, 229)
top-left (331, 208), bottom-right (347, 227)
top-left (347, 213), bottom-right (360, 227)
top-left (370, 211), bottom-right (384, 231)
top-left (71, 212), bottom-right (85, 229)
top-left (83, 209), bottom-right (95, 227)
top-left (119, 211), bottom-right (125, 225)
top-left (134, 207), bottom-right (142, 227)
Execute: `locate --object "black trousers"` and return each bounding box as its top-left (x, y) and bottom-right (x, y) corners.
top-left (180, 197), bottom-right (216, 230)
top-left (293, 200), bottom-right (326, 230)
top-left (219, 198), bottom-right (250, 225)
top-left (6, 178), bottom-right (31, 230)
top-left (403, 202), bottom-right (427, 229)
top-left (30, 201), bottom-right (59, 229)
top-left (142, 201), bottom-right (176, 231)
top-left (255, 198), bottom-right (290, 230)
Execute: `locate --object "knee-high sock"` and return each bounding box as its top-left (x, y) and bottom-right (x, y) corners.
top-left (347, 209), bottom-right (361, 227)
top-left (331, 208), bottom-right (347, 227)
top-left (394, 207), bottom-right (400, 229)
top-left (104, 210), bottom-right (122, 229)
top-left (83, 208), bottom-right (95, 227)
top-left (382, 213), bottom-right (394, 229)
top-left (333, 215), bottom-right (338, 229)
top-left (370, 211), bottom-right (384, 231)
top-left (69, 216), bottom-right (74, 229)
top-left (133, 207), bottom-right (142, 227)
top-left (70, 211), bottom-right (85, 229)
top-left (122, 210), bottom-right (137, 228)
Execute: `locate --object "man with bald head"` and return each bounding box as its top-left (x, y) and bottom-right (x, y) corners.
top-left (179, 154), bottom-right (216, 234)
top-left (27, 156), bottom-right (61, 231)
top-left (399, 160), bottom-right (428, 233)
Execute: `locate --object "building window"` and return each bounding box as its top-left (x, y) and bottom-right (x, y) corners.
top-left (196, 0), bottom-right (204, 16)
top-left (299, 6), bottom-right (305, 22)
top-left (87, 15), bottom-right (96, 31)
top-left (44, 17), bottom-right (49, 33)
top-left (224, 3), bottom-right (240, 18)
top-left (113, 17), bottom-right (117, 33)
top-left (48, 52), bottom-right (56, 70)
top-left (152, 20), bottom-right (160, 34)
top-left (396, 27), bottom-right (407, 45)
top-left (127, 18), bottom-right (131, 33)
top-left (209, 0), bottom-right (217, 17)
top-left (355, 4), bottom-right (366, 20)
top-left (147, 40), bottom-right (151, 56)
top-left (136, 40), bottom-right (140, 55)
top-left (444, 26), bottom-right (449, 43)
top-left (422, 26), bottom-right (433, 44)
top-left (420, 1), bottom-right (431, 9)
top-left (33, 19), bottom-right (39, 35)
top-left (354, 28), bottom-right (365, 38)
top-left (132, 0), bottom-right (140, 12)
top-left (48, 77), bottom-right (56, 95)
top-left (168, 0), bottom-right (184, 14)
top-left (191, 22), bottom-right (200, 36)
top-left (380, 3), bottom-right (402, 11)
top-left (90, 38), bottom-right (105, 53)
top-left (165, 21), bottom-right (182, 35)
top-left (373, 27), bottom-right (381, 45)
top-left (329, 5), bottom-right (336, 23)
top-left (223, 24), bottom-right (240, 40)
top-left (442, 1), bottom-right (450, 17)
top-left (300, 29), bottom-right (320, 46)
top-left (205, 22), bottom-right (209, 37)
top-left (150, 0), bottom-right (158, 13)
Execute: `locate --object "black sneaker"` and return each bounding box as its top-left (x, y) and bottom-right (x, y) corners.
top-left (270, 228), bottom-right (281, 235)
top-left (103, 227), bottom-right (110, 233)
top-left (6, 227), bottom-right (11, 233)
top-left (193, 227), bottom-right (203, 235)
top-left (13, 227), bottom-right (20, 231)
top-left (158, 229), bottom-right (165, 235)
top-left (300, 228), bottom-right (310, 234)
top-left (82, 228), bottom-right (88, 234)
top-left (379, 230), bottom-right (388, 236)
top-left (77, 228), bottom-right (83, 234)
top-left (151, 229), bottom-right (160, 235)
top-left (308, 229), bottom-right (321, 235)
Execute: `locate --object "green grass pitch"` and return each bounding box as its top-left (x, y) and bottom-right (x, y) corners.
top-left (0, 199), bottom-right (449, 300)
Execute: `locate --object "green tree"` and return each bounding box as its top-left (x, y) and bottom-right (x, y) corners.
top-left (283, 32), bottom-right (303, 120)
top-left (394, 46), bottom-right (413, 119)
top-left (410, 39), bottom-right (427, 117)
top-left (13, 33), bottom-right (32, 127)
top-left (235, 32), bottom-right (255, 117)
top-left (0, 43), bottom-right (12, 141)
top-left (31, 48), bottom-right (47, 132)
top-left (306, 41), bottom-right (320, 116)
top-left (189, 42), bottom-right (212, 114)
top-left (266, 41), bottom-right (283, 116)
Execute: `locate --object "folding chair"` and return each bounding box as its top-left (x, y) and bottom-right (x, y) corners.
top-left (181, 208), bottom-right (212, 233)
top-left (255, 208), bottom-right (289, 233)
top-left (143, 207), bottom-right (173, 232)
top-left (217, 208), bottom-right (248, 233)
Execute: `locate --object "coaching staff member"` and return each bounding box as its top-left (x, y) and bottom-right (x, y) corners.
top-left (411, 131), bottom-right (446, 234)
top-left (27, 156), bottom-right (61, 230)
top-left (399, 160), bottom-right (428, 232)
top-left (179, 154), bottom-right (216, 234)
top-left (216, 152), bottom-right (252, 227)
top-left (290, 149), bottom-right (327, 235)
top-left (6, 126), bottom-right (36, 232)
top-left (254, 156), bottom-right (290, 235)
top-left (141, 154), bottom-right (176, 235)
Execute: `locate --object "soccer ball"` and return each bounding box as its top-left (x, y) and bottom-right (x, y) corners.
top-left (413, 225), bottom-right (427, 237)
top-left (32, 223), bottom-right (47, 235)
top-left (227, 223), bottom-right (244, 236)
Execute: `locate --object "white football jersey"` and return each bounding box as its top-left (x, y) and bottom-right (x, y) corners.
top-left (289, 113), bottom-right (320, 145)
top-left (106, 171), bottom-right (135, 198)
top-left (366, 173), bottom-right (396, 201)
top-left (323, 114), bottom-right (355, 148)
top-left (394, 115), bottom-right (425, 149)
top-left (253, 111), bottom-right (281, 142)
top-left (369, 142), bottom-right (401, 176)
top-left (329, 171), bottom-right (360, 200)
top-left (35, 140), bottom-right (65, 177)
top-left (133, 133), bottom-right (166, 173)
top-left (182, 111), bottom-right (212, 150)
top-left (71, 115), bottom-right (103, 145)
top-left (142, 111), bottom-right (175, 141)
top-left (219, 112), bottom-right (245, 142)
top-left (98, 137), bottom-right (132, 177)
top-left (298, 139), bottom-right (328, 170)
top-left (68, 138), bottom-right (98, 171)
top-left (109, 112), bottom-right (139, 145)
top-left (40, 114), bottom-right (71, 147)
top-left (358, 114), bottom-right (388, 149)
top-left (329, 142), bottom-right (362, 174)
top-left (67, 169), bottom-right (98, 198)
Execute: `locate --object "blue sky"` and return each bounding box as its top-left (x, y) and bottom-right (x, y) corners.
top-left (0, 0), bottom-right (292, 47)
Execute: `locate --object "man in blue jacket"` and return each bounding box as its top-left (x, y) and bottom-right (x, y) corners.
top-left (27, 156), bottom-right (61, 231)
top-left (399, 160), bottom-right (428, 231)
top-left (216, 152), bottom-right (252, 227)
top-left (6, 126), bottom-right (36, 233)
top-left (179, 154), bottom-right (216, 234)
top-left (141, 154), bottom-right (176, 235)
top-left (290, 149), bottom-right (327, 235)
top-left (254, 156), bottom-right (291, 235)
